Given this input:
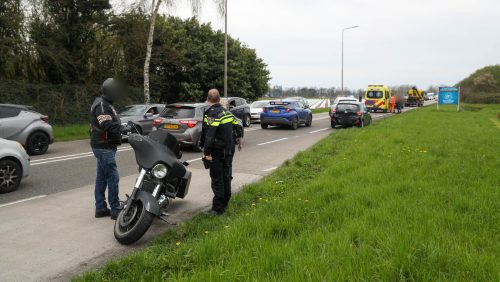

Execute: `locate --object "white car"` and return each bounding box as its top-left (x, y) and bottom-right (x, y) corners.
top-left (0, 138), bottom-right (30, 193)
top-left (249, 101), bottom-right (269, 123)
top-left (330, 97), bottom-right (359, 116)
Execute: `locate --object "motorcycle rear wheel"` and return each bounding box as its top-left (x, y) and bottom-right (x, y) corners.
top-left (114, 199), bottom-right (155, 245)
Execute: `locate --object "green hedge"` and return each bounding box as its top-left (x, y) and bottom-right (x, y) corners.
top-left (461, 92), bottom-right (500, 104)
top-left (0, 81), bottom-right (144, 124)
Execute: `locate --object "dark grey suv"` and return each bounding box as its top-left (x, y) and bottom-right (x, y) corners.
top-left (118, 104), bottom-right (165, 138)
top-left (220, 97), bottom-right (251, 127)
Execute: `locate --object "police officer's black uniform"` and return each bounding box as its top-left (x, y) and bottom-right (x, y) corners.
top-left (201, 103), bottom-right (239, 214)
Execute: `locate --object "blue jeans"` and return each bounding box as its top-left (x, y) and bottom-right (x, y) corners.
top-left (92, 148), bottom-right (120, 215)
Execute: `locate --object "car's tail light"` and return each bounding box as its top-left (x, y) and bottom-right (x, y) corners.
top-left (180, 120), bottom-right (198, 128)
top-left (40, 116), bottom-right (49, 123)
top-left (285, 108), bottom-right (292, 112)
top-left (357, 111), bottom-right (362, 116)
top-left (152, 117), bottom-right (164, 127)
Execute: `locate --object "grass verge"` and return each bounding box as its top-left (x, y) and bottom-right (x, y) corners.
top-left (52, 124), bottom-right (89, 142)
top-left (311, 107), bottom-right (330, 114)
top-left (76, 105), bottom-right (500, 281)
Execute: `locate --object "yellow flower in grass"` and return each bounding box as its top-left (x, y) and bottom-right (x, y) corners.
top-left (175, 242), bottom-right (181, 246)
top-left (204, 231), bottom-right (209, 235)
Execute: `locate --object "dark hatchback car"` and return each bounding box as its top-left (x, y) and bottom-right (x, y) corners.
top-left (220, 97), bottom-right (251, 127)
top-left (330, 102), bottom-right (372, 128)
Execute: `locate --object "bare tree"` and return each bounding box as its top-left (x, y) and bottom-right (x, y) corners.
top-left (142, 0), bottom-right (223, 103)
top-left (143, 0), bottom-right (164, 104)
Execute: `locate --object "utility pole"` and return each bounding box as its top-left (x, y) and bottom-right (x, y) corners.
top-left (224, 0), bottom-right (228, 97)
top-left (341, 25), bottom-right (359, 96)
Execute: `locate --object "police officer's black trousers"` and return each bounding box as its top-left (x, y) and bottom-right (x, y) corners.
top-left (209, 148), bottom-right (234, 213)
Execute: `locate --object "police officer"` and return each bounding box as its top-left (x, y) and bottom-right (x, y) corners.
top-left (90, 78), bottom-right (129, 220)
top-left (201, 89), bottom-right (243, 215)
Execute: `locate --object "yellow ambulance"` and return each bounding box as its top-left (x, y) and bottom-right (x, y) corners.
top-left (364, 85), bottom-right (391, 113)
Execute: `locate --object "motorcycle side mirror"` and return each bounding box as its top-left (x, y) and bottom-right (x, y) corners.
top-left (127, 121), bottom-right (140, 134)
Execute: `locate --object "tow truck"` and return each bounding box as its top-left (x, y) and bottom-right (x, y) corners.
top-left (405, 87), bottom-right (425, 107)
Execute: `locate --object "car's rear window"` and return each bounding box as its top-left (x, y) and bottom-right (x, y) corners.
top-left (162, 106), bottom-right (196, 119)
top-left (0, 107), bottom-right (22, 118)
top-left (337, 104), bottom-right (359, 112)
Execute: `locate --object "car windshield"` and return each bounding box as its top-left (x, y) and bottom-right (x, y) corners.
top-left (367, 91), bottom-right (383, 99)
top-left (162, 106), bottom-right (196, 119)
top-left (119, 105), bottom-right (148, 116)
top-left (251, 101), bottom-right (269, 108)
top-left (337, 104), bottom-right (359, 112)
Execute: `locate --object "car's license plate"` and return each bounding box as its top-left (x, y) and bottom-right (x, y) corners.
top-left (165, 124), bottom-right (179, 129)
top-left (270, 110), bottom-right (280, 113)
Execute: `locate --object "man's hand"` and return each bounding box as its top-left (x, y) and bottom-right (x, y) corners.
top-left (236, 138), bottom-right (244, 151)
top-left (205, 154), bottom-right (213, 161)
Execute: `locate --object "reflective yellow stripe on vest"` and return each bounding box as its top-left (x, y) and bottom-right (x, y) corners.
top-left (204, 113), bottom-right (234, 127)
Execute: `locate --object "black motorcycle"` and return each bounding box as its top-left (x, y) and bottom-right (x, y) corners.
top-left (114, 123), bottom-right (191, 245)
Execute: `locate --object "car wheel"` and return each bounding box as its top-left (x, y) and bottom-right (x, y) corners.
top-left (0, 159), bottom-right (22, 193)
top-left (291, 117), bottom-right (298, 130)
top-left (27, 131), bottom-right (49, 155)
top-left (261, 123), bottom-right (268, 129)
top-left (305, 115), bottom-right (312, 127)
top-left (243, 114), bottom-right (251, 127)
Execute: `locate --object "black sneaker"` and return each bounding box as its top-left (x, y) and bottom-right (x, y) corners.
top-left (95, 208), bottom-right (111, 218)
top-left (110, 213), bottom-right (118, 220)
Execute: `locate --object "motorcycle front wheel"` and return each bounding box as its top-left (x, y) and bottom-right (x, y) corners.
top-left (114, 199), bottom-right (155, 245)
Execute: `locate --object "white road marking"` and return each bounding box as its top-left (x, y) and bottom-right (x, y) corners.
top-left (309, 128), bottom-right (329, 134)
top-left (262, 167), bottom-right (277, 172)
top-left (31, 146), bottom-right (132, 163)
top-left (31, 147), bottom-right (133, 166)
top-left (0, 195), bottom-right (47, 208)
top-left (186, 157), bottom-right (202, 163)
top-left (257, 138), bottom-right (288, 146)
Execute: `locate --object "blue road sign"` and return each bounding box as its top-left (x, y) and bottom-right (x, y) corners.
top-left (438, 87), bottom-right (459, 105)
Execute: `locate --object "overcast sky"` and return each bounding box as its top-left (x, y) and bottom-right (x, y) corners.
top-left (170, 0), bottom-right (500, 89)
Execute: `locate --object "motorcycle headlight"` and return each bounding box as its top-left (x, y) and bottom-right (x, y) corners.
top-left (152, 163), bottom-right (168, 179)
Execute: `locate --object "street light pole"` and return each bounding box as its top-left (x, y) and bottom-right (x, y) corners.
top-left (224, 0), bottom-right (228, 97)
top-left (341, 25), bottom-right (359, 96)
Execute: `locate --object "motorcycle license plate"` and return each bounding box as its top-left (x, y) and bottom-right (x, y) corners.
top-left (165, 124), bottom-right (179, 129)
top-left (270, 110), bottom-right (280, 113)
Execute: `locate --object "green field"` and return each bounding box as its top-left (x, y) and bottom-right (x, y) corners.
top-left (52, 124), bottom-right (89, 141)
top-left (76, 104), bottom-right (500, 281)
top-left (311, 107), bottom-right (331, 114)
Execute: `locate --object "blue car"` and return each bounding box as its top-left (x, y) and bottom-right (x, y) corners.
top-left (260, 100), bottom-right (312, 130)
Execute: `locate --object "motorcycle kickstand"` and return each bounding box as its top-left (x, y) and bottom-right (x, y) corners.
top-left (158, 211), bottom-right (176, 225)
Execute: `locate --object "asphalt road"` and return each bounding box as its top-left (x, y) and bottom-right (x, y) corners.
top-left (0, 110), bottom-right (404, 205)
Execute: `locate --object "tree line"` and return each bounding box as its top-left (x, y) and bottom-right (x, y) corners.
top-left (0, 0), bottom-right (270, 122)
